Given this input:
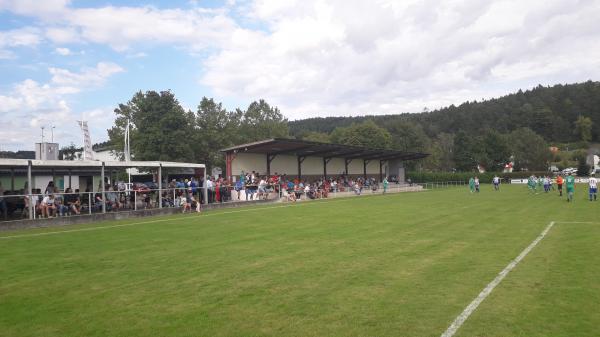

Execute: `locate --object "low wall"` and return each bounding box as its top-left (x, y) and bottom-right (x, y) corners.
top-left (0, 199), bottom-right (275, 231)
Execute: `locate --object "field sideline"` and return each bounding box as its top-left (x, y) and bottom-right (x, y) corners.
top-left (1, 185), bottom-right (599, 337)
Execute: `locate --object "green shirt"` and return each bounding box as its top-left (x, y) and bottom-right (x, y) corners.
top-left (566, 176), bottom-right (575, 188)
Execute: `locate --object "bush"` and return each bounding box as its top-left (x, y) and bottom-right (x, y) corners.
top-left (406, 171), bottom-right (551, 184)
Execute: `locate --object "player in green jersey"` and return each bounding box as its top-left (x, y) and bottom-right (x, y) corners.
top-left (565, 172), bottom-right (575, 202)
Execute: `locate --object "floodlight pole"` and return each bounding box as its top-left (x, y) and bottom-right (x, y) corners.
top-left (101, 162), bottom-right (106, 213)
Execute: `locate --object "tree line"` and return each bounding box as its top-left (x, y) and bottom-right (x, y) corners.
top-left (290, 81), bottom-right (600, 172)
top-left (106, 91), bottom-right (288, 170)
top-left (93, 81), bottom-right (598, 173)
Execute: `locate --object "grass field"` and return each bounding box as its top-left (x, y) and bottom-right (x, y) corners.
top-left (1, 185), bottom-right (599, 337)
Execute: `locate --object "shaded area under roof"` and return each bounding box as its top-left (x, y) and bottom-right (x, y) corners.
top-left (221, 138), bottom-right (429, 161)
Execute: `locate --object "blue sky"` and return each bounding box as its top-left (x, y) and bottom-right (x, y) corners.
top-left (1, 0), bottom-right (600, 151)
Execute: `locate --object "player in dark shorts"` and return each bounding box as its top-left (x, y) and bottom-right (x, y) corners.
top-left (556, 175), bottom-right (563, 197)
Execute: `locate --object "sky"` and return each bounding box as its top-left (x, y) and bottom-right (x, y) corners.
top-left (1, 0), bottom-right (600, 151)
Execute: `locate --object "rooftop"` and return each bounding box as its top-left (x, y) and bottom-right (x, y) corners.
top-left (221, 138), bottom-right (428, 161)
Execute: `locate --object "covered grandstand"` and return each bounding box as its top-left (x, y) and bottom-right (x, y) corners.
top-left (221, 138), bottom-right (429, 182)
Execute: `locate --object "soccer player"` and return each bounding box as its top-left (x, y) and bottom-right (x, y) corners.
top-left (589, 174), bottom-right (597, 201)
top-left (565, 172), bottom-right (575, 202)
top-left (469, 177), bottom-right (475, 193)
top-left (493, 175), bottom-right (500, 191)
top-left (543, 176), bottom-right (550, 193)
top-left (474, 176), bottom-right (480, 192)
top-left (556, 174), bottom-right (564, 196)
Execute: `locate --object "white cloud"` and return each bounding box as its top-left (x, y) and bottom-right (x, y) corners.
top-left (1, 1), bottom-right (239, 51)
top-left (49, 62), bottom-right (123, 91)
top-left (1, 0), bottom-right (600, 127)
top-left (0, 62), bottom-right (123, 150)
top-left (0, 27), bottom-right (41, 57)
top-left (202, 0), bottom-right (600, 118)
top-left (54, 47), bottom-right (71, 55)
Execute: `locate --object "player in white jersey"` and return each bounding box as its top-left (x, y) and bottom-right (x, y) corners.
top-left (492, 176), bottom-right (500, 191)
top-left (589, 175), bottom-right (597, 201)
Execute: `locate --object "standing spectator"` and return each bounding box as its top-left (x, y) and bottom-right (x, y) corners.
top-left (383, 177), bottom-right (389, 194)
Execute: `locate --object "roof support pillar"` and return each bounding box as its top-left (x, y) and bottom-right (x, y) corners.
top-left (297, 156), bottom-right (306, 180)
top-left (101, 162), bottom-right (106, 213)
top-left (225, 151), bottom-right (236, 182)
top-left (363, 159), bottom-right (370, 180)
top-left (68, 169), bottom-right (72, 189)
top-left (266, 153), bottom-right (277, 176)
top-left (27, 160), bottom-right (33, 220)
top-left (345, 158), bottom-right (352, 176)
top-left (379, 160), bottom-right (384, 182)
top-left (203, 167), bottom-right (208, 205)
top-left (10, 168), bottom-right (15, 192)
top-left (158, 164), bottom-right (162, 209)
top-left (323, 157), bottom-right (332, 180)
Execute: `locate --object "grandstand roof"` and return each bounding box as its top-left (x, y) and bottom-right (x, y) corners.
top-left (0, 159), bottom-right (205, 169)
top-left (221, 138), bottom-right (428, 161)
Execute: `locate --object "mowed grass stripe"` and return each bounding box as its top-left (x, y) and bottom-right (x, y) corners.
top-left (0, 185), bottom-right (598, 337)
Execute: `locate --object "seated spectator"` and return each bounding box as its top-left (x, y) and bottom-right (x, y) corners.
top-left (54, 191), bottom-right (69, 216)
top-left (64, 188), bottom-right (81, 215)
top-left (106, 186), bottom-right (121, 211)
top-left (41, 194), bottom-right (57, 218)
top-left (258, 177), bottom-right (267, 199)
top-left (180, 192), bottom-right (191, 213)
top-left (94, 190), bottom-right (110, 211)
top-left (294, 183), bottom-right (302, 200)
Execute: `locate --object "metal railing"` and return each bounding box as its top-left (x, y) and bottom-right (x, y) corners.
top-left (0, 181), bottom-right (451, 222)
top-left (416, 181), bottom-right (468, 190)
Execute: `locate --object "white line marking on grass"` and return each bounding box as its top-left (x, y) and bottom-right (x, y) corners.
top-left (556, 221), bottom-right (600, 224)
top-left (440, 221), bottom-right (556, 337)
top-left (0, 193), bottom-right (391, 240)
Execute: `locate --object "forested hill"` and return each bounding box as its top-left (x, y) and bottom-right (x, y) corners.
top-left (289, 81), bottom-right (600, 143)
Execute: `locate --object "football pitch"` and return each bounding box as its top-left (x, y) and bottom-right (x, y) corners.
top-left (1, 185), bottom-right (599, 337)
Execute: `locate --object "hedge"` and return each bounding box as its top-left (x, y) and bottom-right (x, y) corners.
top-left (406, 171), bottom-right (550, 184)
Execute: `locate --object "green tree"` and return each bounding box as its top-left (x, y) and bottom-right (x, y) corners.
top-left (195, 97), bottom-right (243, 169)
top-left (482, 130), bottom-right (511, 171)
top-left (108, 90), bottom-right (195, 162)
top-left (59, 143), bottom-right (83, 160)
top-left (301, 131), bottom-right (331, 143)
top-left (574, 115), bottom-right (593, 142)
top-left (509, 128), bottom-right (551, 171)
top-left (240, 100), bottom-right (289, 141)
top-left (576, 155), bottom-right (591, 176)
top-left (430, 133), bottom-right (454, 171)
top-left (453, 131), bottom-right (477, 171)
top-left (386, 120), bottom-right (430, 152)
top-left (330, 120), bottom-right (392, 149)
